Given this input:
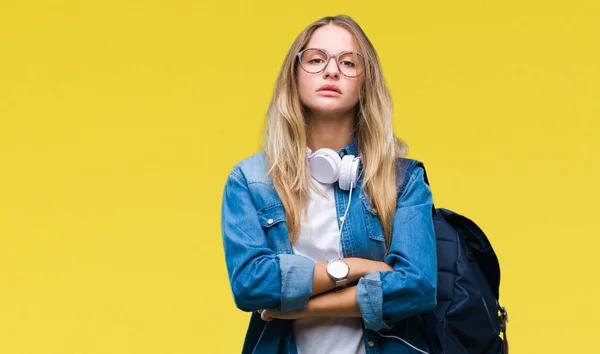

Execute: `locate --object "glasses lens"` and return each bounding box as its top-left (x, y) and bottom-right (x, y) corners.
top-left (299, 49), bottom-right (365, 77)
top-left (338, 52), bottom-right (364, 77)
top-left (300, 49), bottom-right (328, 73)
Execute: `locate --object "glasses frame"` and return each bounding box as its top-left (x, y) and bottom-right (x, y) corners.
top-left (296, 48), bottom-right (365, 78)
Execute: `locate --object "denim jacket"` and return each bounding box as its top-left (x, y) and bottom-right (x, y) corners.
top-left (221, 139), bottom-right (437, 354)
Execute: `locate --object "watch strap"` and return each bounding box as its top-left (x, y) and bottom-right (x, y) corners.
top-left (335, 278), bottom-right (348, 287)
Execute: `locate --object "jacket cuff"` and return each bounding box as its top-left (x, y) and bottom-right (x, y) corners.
top-left (276, 254), bottom-right (315, 312)
top-left (356, 271), bottom-right (388, 331)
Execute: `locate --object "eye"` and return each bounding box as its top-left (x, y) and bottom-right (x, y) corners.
top-left (339, 60), bottom-right (356, 68)
top-left (307, 58), bottom-right (325, 64)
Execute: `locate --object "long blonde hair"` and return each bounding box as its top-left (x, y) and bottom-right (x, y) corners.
top-left (263, 15), bottom-right (408, 249)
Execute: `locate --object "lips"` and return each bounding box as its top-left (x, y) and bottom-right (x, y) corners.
top-left (317, 84), bottom-right (342, 94)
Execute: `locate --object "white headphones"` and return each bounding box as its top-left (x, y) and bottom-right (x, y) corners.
top-left (307, 147), bottom-right (361, 190)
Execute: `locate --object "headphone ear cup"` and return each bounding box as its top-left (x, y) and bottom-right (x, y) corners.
top-left (308, 148), bottom-right (342, 184)
top-left (349, 157), bottom-right (360, 188)
top-left (339, 155), bottom-right (359, 190)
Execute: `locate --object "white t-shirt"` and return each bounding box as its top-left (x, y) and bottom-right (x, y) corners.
top-left (291, 166), bottom-right (366, 354)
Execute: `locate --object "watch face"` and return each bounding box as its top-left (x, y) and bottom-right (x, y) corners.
top-left (328, 259), bottom-right (349, 279)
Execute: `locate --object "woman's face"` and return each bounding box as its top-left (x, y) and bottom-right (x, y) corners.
top-left (297, 25), bottom-right (364, 118)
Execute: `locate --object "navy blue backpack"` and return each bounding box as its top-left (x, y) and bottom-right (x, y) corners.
top-left (397, 158), bottom-right (509, 354)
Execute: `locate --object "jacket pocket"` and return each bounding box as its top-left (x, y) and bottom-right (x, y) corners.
top-left (257, 203), bottom-right (291, 254)
top-left (257, 203), bottom-right (286, 228)
top-left (360, 192), bottom-right (385, 243)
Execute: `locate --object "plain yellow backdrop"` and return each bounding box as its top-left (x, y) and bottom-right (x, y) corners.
top-left (1, 1), bottom-right (598, 353)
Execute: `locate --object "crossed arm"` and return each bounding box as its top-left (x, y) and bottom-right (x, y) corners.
top-left (260, 258), bottom-right (393, 321)
top-left (222, 165), bottom-right (437, 331)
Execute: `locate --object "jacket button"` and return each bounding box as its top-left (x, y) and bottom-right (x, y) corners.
top-left (267, 218), bottom-right (274, 225)
top-left (368, 341), bottom-right (374, 347)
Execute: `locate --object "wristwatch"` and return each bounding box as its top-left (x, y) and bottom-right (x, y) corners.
top-left (326, 258), bottom-right (350, 287)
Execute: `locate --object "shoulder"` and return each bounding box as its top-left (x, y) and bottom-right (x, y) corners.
top-left (396, 158), bottom-right (431, 205)
top-left (395, 157), bottom-right (424, 188)
top-left (228, 151), bottom-right (273, 185)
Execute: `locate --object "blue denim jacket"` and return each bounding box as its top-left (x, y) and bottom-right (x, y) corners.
top-left (221, 139), bottom-right (437, 354)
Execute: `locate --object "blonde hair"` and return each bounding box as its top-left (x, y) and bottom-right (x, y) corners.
top-left (263, 15), bottom-right (408, 249)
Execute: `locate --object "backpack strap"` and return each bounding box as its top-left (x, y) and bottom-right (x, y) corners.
top-left (500, 304), bottom-right (509, 354)
top-left (396, 157), bottom-right (435, 212)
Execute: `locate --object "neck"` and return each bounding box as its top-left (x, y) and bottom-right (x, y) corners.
top-left (306, 109), bottom-right (356, 152)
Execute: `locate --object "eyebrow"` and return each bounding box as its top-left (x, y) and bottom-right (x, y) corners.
top-left (306, 47), bottom-right (358, 54)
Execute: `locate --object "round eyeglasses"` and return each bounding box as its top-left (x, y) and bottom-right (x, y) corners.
top-left (296, 48), bottom-right (365, 78)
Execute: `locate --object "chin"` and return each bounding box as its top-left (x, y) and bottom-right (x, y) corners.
top-left (312, 110), bottom-right (356, 121)
top-left (308, 102), bottom-right (353, 114)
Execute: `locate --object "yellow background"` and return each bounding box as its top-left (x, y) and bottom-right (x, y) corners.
top-left (1, 1), bottom-right (598, 353)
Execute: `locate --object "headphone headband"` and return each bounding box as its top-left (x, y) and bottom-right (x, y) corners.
top-left (307, 147), bottom-right (360, 190)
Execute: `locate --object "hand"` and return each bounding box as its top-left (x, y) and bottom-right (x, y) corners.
top-left (258, 308), bottom-right (306, 321)
top-left (370, 259), bottom-right (394, 272)
top-left (345, 258), bottom-right (394, 280)
top-left (359, 259), bottom-right (394, 274)
top-left (381, 262), bottom-right (394, 272)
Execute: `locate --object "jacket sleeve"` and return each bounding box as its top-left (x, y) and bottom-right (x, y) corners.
top-left (221, 166), bottom-right (315, 313)
top-left (355, 166), bottom-right (438, 331)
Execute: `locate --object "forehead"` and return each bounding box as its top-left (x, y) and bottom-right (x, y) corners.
top-left (306, 25), bottom-right (358, 54)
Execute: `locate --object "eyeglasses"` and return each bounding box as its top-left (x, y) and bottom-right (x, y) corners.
top-left (296, 48), bottom-right (365, 78)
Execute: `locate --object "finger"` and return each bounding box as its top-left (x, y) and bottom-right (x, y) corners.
top-left (260, 311), bottom-right (273, 322)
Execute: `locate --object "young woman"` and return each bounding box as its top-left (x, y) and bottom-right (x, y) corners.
top-left (221, 15), bottom-right (437, 354)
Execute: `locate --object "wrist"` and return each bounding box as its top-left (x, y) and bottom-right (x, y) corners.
top-left (346, 258), bottom-right (370, 281)
top-left (346, 259), bottom-right (391, 281)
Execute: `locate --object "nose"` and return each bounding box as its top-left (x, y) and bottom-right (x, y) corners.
top-left (322, 56), bottom-right (340, 79)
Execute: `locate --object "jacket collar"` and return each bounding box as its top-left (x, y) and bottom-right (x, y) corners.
top-left (337, 135), bottom-right (359, 158)
top-left (305, 135), bottom-right (360, 158)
